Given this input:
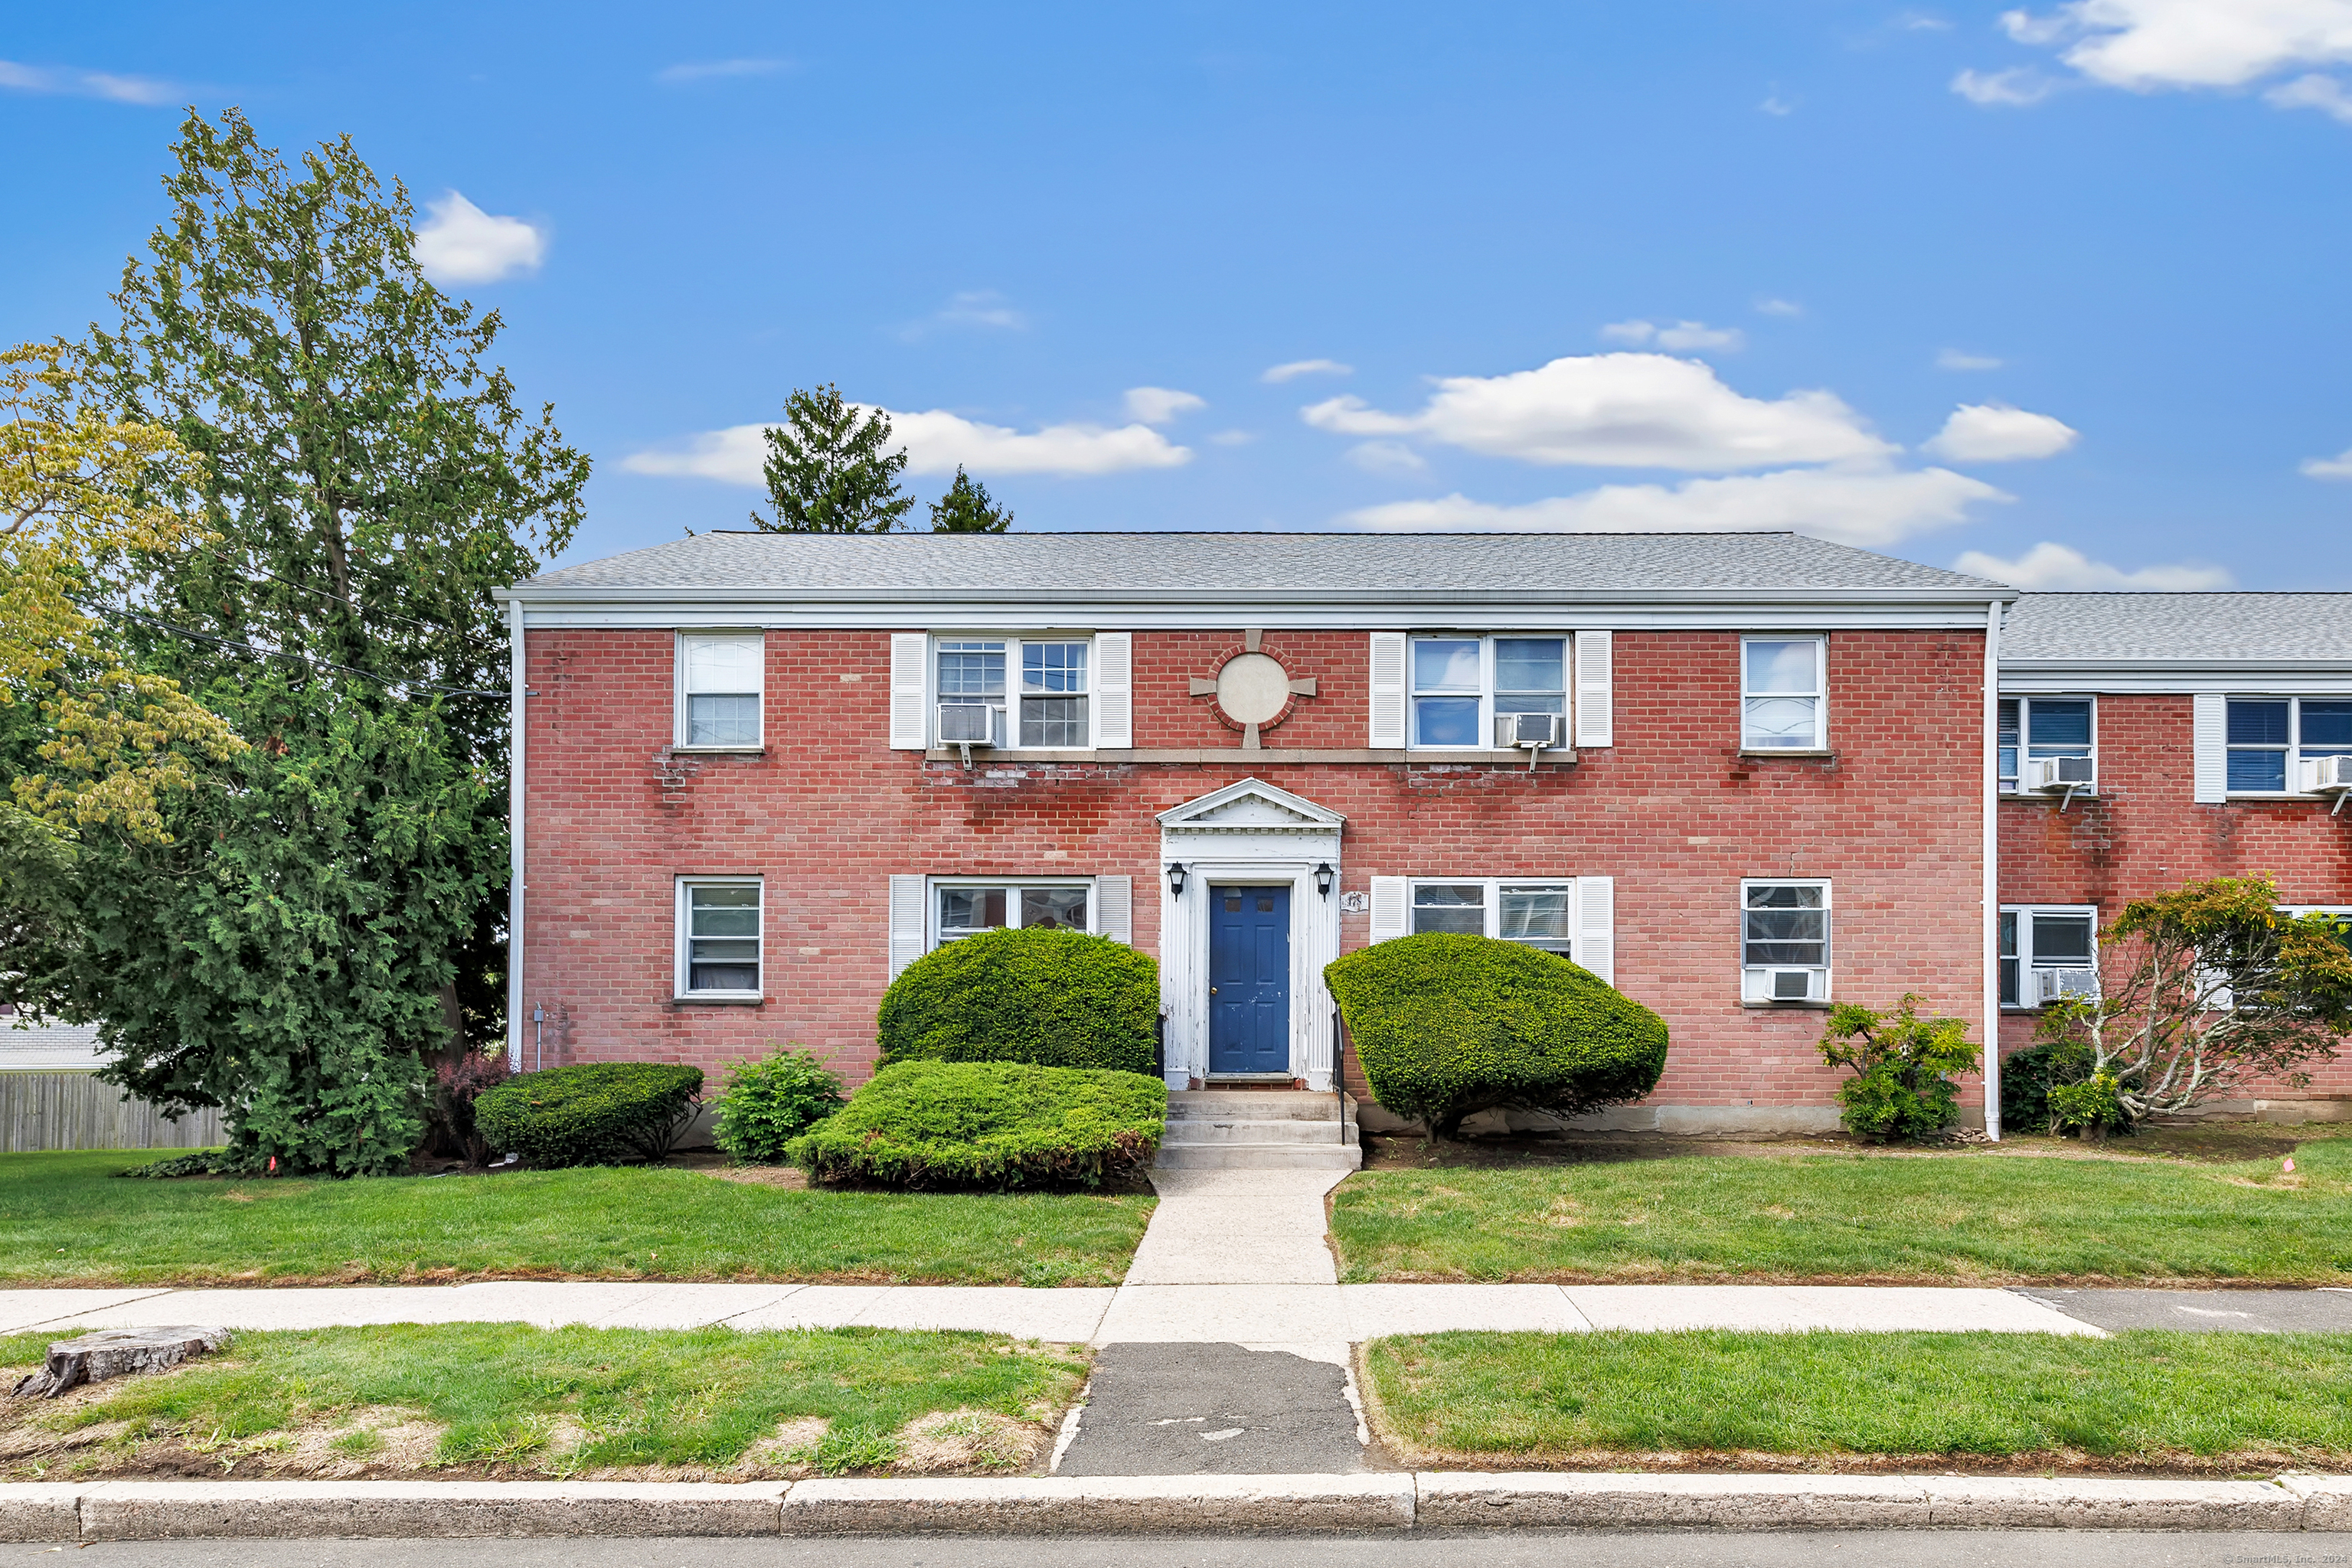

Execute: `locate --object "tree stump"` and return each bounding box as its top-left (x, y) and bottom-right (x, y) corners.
top-left (11, 1327), bottom-right (230, 1399)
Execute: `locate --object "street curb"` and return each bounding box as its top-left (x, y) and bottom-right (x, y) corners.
top-left (0, 1473), bottom-right (2344, 1539)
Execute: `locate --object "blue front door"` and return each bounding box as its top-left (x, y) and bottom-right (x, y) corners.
top-left (1209, 885), bottom-right (1291, 1074)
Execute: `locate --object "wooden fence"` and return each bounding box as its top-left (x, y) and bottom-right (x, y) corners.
top-left (0, 1071), bottom-right (224, 1153)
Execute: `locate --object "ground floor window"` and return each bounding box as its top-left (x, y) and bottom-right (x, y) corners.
top-left (2280, 905), bottom-right (2352, 955)
top-left (1740, 879), bottom-right (1829, 1004)
top-left (1999, 904), bottom-right (2097, 1008)
top-left (677, 877), bottom-right (762, 998)
top-left (933, 878), bottom-right (1096, 947)
top-left (1409, 878), bottom-right (1576, 957)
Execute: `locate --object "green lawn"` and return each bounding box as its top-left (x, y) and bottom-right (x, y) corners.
top-left (0, 1151), bottom-right (1154, 1287)
top-left (1330, 1138), bottom-right (2352, 1284)
top-left (1364, 1329), bottom-right (2352, 1470)
top-left (0, 1324), bottom-right (1086, 1479)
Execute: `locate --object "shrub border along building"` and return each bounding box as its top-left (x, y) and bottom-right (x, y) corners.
top-left (789, 1060), bottom-right (1166, 1189)
top-left (475, 1063), bottom-right (705, 1168)
top-left (877, 926), bottom-right (1160, 1076)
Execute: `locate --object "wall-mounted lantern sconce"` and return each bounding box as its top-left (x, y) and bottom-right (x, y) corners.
top-left (1166, 862), bottom-right (1188, 899)
top-left (1314, 862), bottom-right (1335, 899)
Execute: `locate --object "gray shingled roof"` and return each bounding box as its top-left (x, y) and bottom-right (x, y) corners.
top-left (518, 531), bottom-right (2009, 596)
top-left (2004, 593), bottom-right (2352, 663)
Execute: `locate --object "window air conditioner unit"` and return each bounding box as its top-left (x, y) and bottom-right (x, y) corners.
top-left (936, 703), bottom-right (995, 745)
top-left (1745, 966), bottom-right (1825, 1004)
top-left (2034, 966), bottom-right (2099, 1004)
top-left (1495, 712), bottom-right (1565, 769)
top-left (2024, 755), bottom-right (2096, 794)
top-left (2302, 754), bottom-right (2352, 794)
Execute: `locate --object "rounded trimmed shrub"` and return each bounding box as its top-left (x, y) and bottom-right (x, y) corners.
top-left (1324, 933), bottom-right (1667, 1137)
top-left (714, 1047), bottom-right (846, 1165)
top-left (787, 1060), bottom-right (1166, 1190)
top-left (475, 1063), bottom-right (705, 1168)
top-left (877, 926), bottom-right (1159, 1074)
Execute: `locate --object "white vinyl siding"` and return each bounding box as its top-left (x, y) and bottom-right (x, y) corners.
top-left (676, 877), bottom-right (762, 998)
top-left (676, 633), bottom-right (763, 749)
top-left (1741, 636), bottom-right (1826, 751)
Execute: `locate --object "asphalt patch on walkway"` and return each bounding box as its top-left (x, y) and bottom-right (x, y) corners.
top-left (1052, 1342), bottom-right (1367, 1476)
top-left (2011, 1286), bottom-right (2352, 1334)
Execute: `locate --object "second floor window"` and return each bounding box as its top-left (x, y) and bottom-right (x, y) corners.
top-left (2227, 697), bottom-right (2352, 793)
top-left (1021, 642), bottom-right (1090, 746)
top-left (931, 637), bottom-right (1093, 748)
top-left (1410, 635), bottom-right (1566, 747)
top-left (1741, 637), bottom-right (1824, 750)
top-left (678, 633), bottom-right (763, 748)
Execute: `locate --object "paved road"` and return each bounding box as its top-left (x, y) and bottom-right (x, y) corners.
top-left (7, 1532), bottom-right (2347, 1568)
top-left (1054, 1341), bottom-right (1368, 1475)
top-left (2015, 1287), bottom-right (2352, 1334)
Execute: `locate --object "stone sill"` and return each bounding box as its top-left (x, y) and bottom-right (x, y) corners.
top-left (667, 995), bottom-right (767, 1008)
top-left (666, 746), bottom-right (768, 756)
top-left (1737, 749), bottom-right (1838, 760)
top-left (1742, 1000), bottom-right (1834, 1011)
top-left (924, 747), bottom-right (1576, 766)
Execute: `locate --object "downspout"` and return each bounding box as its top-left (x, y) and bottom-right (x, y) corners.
top-left (506, 594), bottom-right (527, 1073)
top-left (1982, 597), bottom-right (2002, 1141)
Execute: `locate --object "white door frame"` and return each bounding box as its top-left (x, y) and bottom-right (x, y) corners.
top-left (1155, 779), bottom-right (1344, 1092)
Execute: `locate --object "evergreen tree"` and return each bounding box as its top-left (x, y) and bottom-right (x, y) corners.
top-left (751, 384), bottom-right (915, 533)
top-left (928, 466), bottom-right (1013, 533)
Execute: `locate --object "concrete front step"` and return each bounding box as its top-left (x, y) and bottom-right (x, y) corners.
top-left (1152, 1142), bottom-right (1363, 1171)
top-left (1168, 1091), bottom-right (1354, 1122)
top-left (1163, 1119), bottom-right (1361, 1146)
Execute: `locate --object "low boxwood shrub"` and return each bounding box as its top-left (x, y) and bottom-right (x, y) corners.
top-left (1817, 995), bottom-right (1981, 1142)
top-left (475, 1063), bottom-right (705, 1168)
top-left (787, 1060), bottom-right (1166, 1189)
top-left (714, 1047), bottom-right (847, 1165)
top-left (877, 926), bottom-right (1159, 1075)
top-left (1998, 1037), bottom-right (2097, 1135)
top-left (1324, 933), bottom-right (1668, 1138)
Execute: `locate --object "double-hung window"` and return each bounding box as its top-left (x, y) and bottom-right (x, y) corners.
top-left (2282, 906), bottom-right (2352, 956)
top-left (933, 638), bottom-right (1092, 748)
top-left (1740, 880), bottom-right (1829, 1003)
top-left (2226, 698), bottom-right (2352, 794)
top-left (933, 878), bottom-right (1093, 945)
top-left (1408, 635), bottom-right (1566, 749)
top-left (936, 640), bottom-right (1008, 747)
top-left (1021, 642), bottom-right (1090, 746)
top-left (677, 633), bottom-right (763, 748)
top-left (1999, 905), bottom-right (2097, 1008)
top-left (1408, 878), bottom-right (1577, 958)
top-left (677, 878), bottom-right (762, 998)
top-left (1741, 637), bottom-right (1826, 750)
top-left (1998, 697), bottom-right (2095, 793)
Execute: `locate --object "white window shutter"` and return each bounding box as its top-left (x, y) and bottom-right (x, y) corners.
top-left (1093, 632), bottom-right (1133, 749)
top-left (889, 633), bottom-right (929, 750)
top-left (2192, 692), bottom-right (2227, 803)
top-left (1368, 876), bottom-right (1410, 942)
top-left (1096, 875), bottom-right (1132, 943)
top-left (888, 874), bottom-right (927, 978)
top-left (1576, 875), bottom-right (1615, 985)
top-left (1574, 630), bottom-right (1614, 747)
top-left (1368, 633), bottom-right (1407, 747)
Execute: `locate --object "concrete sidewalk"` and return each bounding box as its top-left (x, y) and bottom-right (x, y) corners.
top-left (0, 1281), bottom-right (2103, 1342)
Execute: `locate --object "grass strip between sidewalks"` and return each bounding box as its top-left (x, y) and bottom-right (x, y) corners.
top-left (0, 1324), bottom-right (1089, 1480)
top-left (1363, 1328), bottom-right (2352, 1473)
top-left (1331, 1138), bottom-right (2352, 1284)
top-left (0, 1151), bottom-right (1155, 1287)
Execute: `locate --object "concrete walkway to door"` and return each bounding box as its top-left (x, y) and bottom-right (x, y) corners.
top-left (1121, 1167), bottom-right (1348, 1285)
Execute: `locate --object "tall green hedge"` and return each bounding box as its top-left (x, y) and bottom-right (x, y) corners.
top-left (788, 1060), bottom-right (1166, 1189)
top-left (474, 1063), bottom-right (705, 1168)
top-left (1325, 933), bottom-right (1667, 1137)
top-left (877, 926), bottom-right (1158, 1074)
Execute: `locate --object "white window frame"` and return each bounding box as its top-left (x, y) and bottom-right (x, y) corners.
top-left (675, 876), bottom-right (763, 1001)
top-left (1998, 695), bottom-right (2098, 795)
top-left (1405, 634), bottom-right (1570, 751)
top-left (1740, 635), bottom-right (1828, 753)
top-left (1998, 903), bottom-right (2099, 1011)
top-left (1404, 877), bottom-right (1578, 959)
top-left (928, 876), bottom-right (1098, 950)
top-left (1740, 877), bottom-right (1831, 1005)
top-left (675, 632), bottom-right (764, 750)
top-left (2224, 697), bottom-right (2352, 798)
top-left (930, 634), bottom-right (1098, 750)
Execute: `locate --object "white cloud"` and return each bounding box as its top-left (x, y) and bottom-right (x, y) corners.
top-left (896, 289), bottom-right (1028, 340)
top-left (1207, 429), bottom-right (1256, 446)
top-left (2301, 444), bottom-right (2352, 478)
top-left (1301, 352), bottom-right (1891, 471)
top-left (655, 58), bottom-right (789, 84)
top-left (1260, 358), bottom-right (1353, 383)
top-left (1760, 90), bottom-right (1797, 116)
top-left (1599, 320), bottom-right (1658, 345)
top-left (1122, 387), bottom-right (1206, 425)
top-left (1344, 463), bottom-right (2008, 548)
top-left (0, 59), bottom-right (176, 104)
top-left (1900, 11), bottom-right (1956, 29)
top-left (1952, 65), bottom-right (2060, 103)
top-left (1345, 440), bottom-right (1428, 475)
top-left (2268, 70), bottom-right (2352, 118)
top-left (1937, 348), bottom-right (2006, 371)
top-left (411, 191), bottom-right (546, 286)
top-left (623, 406), bottom-right (1191, 484)
top-left (1923, 403), bottom-right (2080, 462)
top-left (2000, 0), bottom-right (2352, 91)
top-left (1755, 297), bottom-right (1805, 317)
top-left (1602, 319), bottom-right (1743, 350)
top-left (1952, 541), bottom-right (2234, 589)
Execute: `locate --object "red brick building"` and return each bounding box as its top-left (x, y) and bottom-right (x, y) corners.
top-left (495, 534), bottom-right (2352, 1136)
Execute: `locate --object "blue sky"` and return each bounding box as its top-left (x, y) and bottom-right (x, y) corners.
top-left (6, 1), bottom-right (2352, 588)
